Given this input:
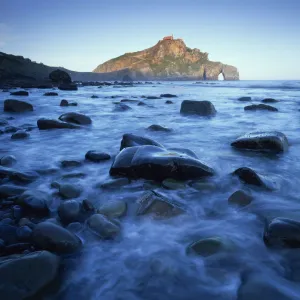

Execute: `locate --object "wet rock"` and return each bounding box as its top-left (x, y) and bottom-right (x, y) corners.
top-left (238, 96), bottom-right (251, 101)
top-left (59, 183), bottom-right (82, 199)
top-left (82, 199), bottom-right (95, 212)
top-left (4, 99), bottom-right (33, 112)
top-left (180, 100), bottom-right (216, 116)
top-left (59, 112), bottom-right (92, 125)
top-left (49, 69), bottom-right (71, 83)
top-left (58, 83), bottom-right (78, 91)
top-left (244, 104), bottom-right (278, 111)
top-left (162, 178), bottom-right (186, 190)
top-left (120, 99), bottom-right (139, 103)
top-left (0, 167), bottom-right (39, 183)
top-left (0, 225), bottom-right (18, 244)
top-left (187, 237), bottom-right (228, 257)
top-left (51, 181), bottom-right (60, 189)
top-left (146, 96), bottom-right (160, 99)
top-left (120, 133), bottom-right (164, 150)
top-left (18, 218), bottom-right (35, 229)
top-left (32, 222), bottom-right (82, 253)
top-left (0, 185), bottom-right (27, 198)
top-left (0, 155), bottom-right (17, 167)
top-left (85, 150), bottom-right (111, 162)
top-left (231, 131), bottom-right (288, 153)
top-left (98, 178), bottom-right (130, 189)
top-left (137, 101), bottom-right (146, 106)
top-left (91, 95), bottom-right (99, 98)
top-left (147, 125), bottom-right (172, 132)
top-left (168, 147), bottom-right (198, 159)
top-left (10, 90), bottom-right (29, 96)
top-left (263, 218), bottom-right (300, 248)
top-left (60, 99), bottom-right (77, 106)
top-left (188, 180), bottom-right (217, 191)
top-left (137, 191), bottom-right (184, 217)
top-left (228, 190), bottom-right (253, 207)
top-left (11, 130), bottom-right (30, 140)
top-left (66, 222), bottom-right (83, 233)
top-left (37, 118), bottom-right (80, 130)
top-left (262, 98), bottom-right (279, 103)
top-left (44, 92), bottom-right (58, 96)
top-left (165, 100), bottom-right (173, 104)
top-left (12, 205), bottom-right (22, 220)
top-left (16, 226), bottom-right (32, 242)
top-left (233, 167), bottom-right (276, 190)
top-left (0, 251), bottom-right (60, 299)
top-left (4, 126), bottom-right (20, 133)
top-left (58, 200), bottom-right (81, 224)
top-left (87, 214), bottom-right (121, 239)
top-left (113, 103), bottom-right (132, 111)
top-left (160, 94), bottom-right (177, 98)
top-left (17, 190), bottom-right (52, 212)
top-left (97, 200), bottom-right (127, 218)
top-left (61, 172), bottom-right (86, 179)
top-left (110, 145), bottom-right (214, 181)
top-left (60, 160), bottom-right (82, 168)
top-left (20, 123), bottom-right (36, 131)
top-left (0, 118), bottom-right (8, 126)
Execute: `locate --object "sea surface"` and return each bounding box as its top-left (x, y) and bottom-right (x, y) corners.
top-left (1, 80), bottom-right (300, 299)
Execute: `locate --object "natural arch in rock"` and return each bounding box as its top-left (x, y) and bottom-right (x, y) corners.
top-left (218, 72), bottom-right (224, 80)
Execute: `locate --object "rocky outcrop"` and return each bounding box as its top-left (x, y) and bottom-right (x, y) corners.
top-left (93, 38), bottom-right (239, 80)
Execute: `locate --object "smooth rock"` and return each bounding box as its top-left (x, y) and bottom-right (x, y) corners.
top-left (0, 155), bottom-right (17, 167)
top-left (146, 96), bottom-right (160, 99)
top-left (58, 83), bottom-right (78, 91)
top-left (91, 95), bottom-right (99, 98)
top-left (11, 130), bottom-right (29, 140)
top-left (82, 199), bottom-right (95, 212)
top-left (4, 99), bottom-right (33, 112)
top-left (262, 98), bottom-right (279, 103)
top-left (162, 178), bottom-right (186, 190)
top-left (147, 125), bottom-right (171, 132)
top-left (165, 100), bottom-right (173, 104)
top-left (180, 100), bottom-right (216, 116)
top-left (49, 69), bottom-right (71, 83)
top-left (85, 150), bottom-right (111, 162)
top-left (60, 99), bottom-right (77, 106)
top-left (188, 180), bottom-right (217, 191)
top-left (0, 118), bottom-right (8, 126)
top-left (113, 103), bottom-right (132, 111)
top-left (160, 94), bottom-right (177, 98)
top-left (120, 133), bottom-right (164, 151)
top-left (98, 178), bottom-right (130, 189)
top-left (87, 214), bottom-right (120, 239)
top-left (66, 222), bottom-right (83, 233)
top-left (16, 226), bottom-right (32, 242)
top-left (37, 118), bottom-right (80, 130)
top-left (60, 160), bottom-right (82, 168)
top-left (10, 90), bottom-right (28, 96)
top-left (244, 104), bottom-right (278, 111)
top-left (187, 237), bottom-right (227, 257)
top-left (228, 190), bottom-right (253, 207)
top-left (59, 112), bottom-right (92, 125)
top-left (137, 101), bottom-right (146, 106)
top-left (58, 200), bottom-right (81, 224)
top-left (238, 97), bottom-right (251, 101)
top-left (59, 183), bottom-right (82, 199)
top-left (44, 92), bottom-right (58, 96)
top-left (97, 200), bottom-right (127, 218)
top-left (17, 190), bottom-right (51, 212)
top-left (0, 185), bottom-right (27, 198)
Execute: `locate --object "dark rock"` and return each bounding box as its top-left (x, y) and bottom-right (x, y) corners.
top-left (120, 133), bottom-right (164, 151)
top-left (120, 99), bottom-right (139, 103)
top-left (137, 191), bottom-right (184, 217)
top-left (262, 98), bottom-right (279, 103)
top-left (147, 124), bottom-right (171, 132)
top-left (98, 178), bottom-right (130, 189)
top-left (0, 225), bottom-right (18, 244)
top-left (122, 74), bottom-right (133, 81)
top-left (0, 167), bottom-right (39, 183)
top-left (60, 160), bottom-right (82, 168)
top-left (17, 190), bottom-right (52, 212)
top-left (61, 172), bottom-right (86, 179)
top-left (37, 118), bottom-right (80, 130)
top-left (110, 145), bottom-right (214, 181)
top-left (85, 150), bottom-right (111, 162)
top-left (162, 178), bottom-right (186, 190)
top-left (20, 123), bottom-right (36, 131)
top-left (113, 103), bottom-right (132, 111)
top-left (16, 226), bottom-right (32, 242)
top-left (82, 199), bottom-right (95, 212)
top-left (49, 69), bottom-right (71, 83)
top-left (0, 185), bottom-right (27, 198)
top-left (0, 218), bottom-right (14, 225)
top-left (44, 92), bottom-right (58, 96)
top-left (97, 200), bottom-right (127, 218)
top-left (0, 155), bottom-right (17, 167)
top-left (60, 99), bottom-right (78, 106)
top-left (228, 190), bottom-right (253, 207)
top-left (146, 96), bottom-right (160, 99)
top-left (0, 118), bottom-right (8, 126)
top-left (58, 83), bottom-right (78, 91)
top-left (58, 200), bottom-right (81, 224)
top-left (4, 99), bottom-right (33, 112)
top-left (18, 218), bottom-right (35, 229)
top-left (137, 101), bottom-right (146, 106)
top-left (91, 95), bottom-right (99, 98)
top-left (59, 112), bottom-right (92, 125)
top-left (238, 97), bottom-right (251, 101)
top-left (10, 90), bottom-right (29, 96)
top-left (66, 222), bottom-right (83, 233)
top-left (180, 100), bottom-right (216, 116)
top-left (160, 94), bottom-right (177, 98)
top-left (244, 104), bottom-right (278, 111)
top-left (12, 205), bottom-right (22, 220)
top-left (187, 237), bottom-right (228, 257)
top-left (0, 251), bottom-right (60, 299)
top-left (32, 222), bottom-right (82, 254)
top-left (87, 214), bottom-right (121, 239)
top-left (11, 130), bottom-right (30, 140)
top-left (59, 183), bottom-right (82, 199)
top-left (4, 126), bottom-right (20, 133)
top-left (165, 100), bottom-right (173, 104)
top-left (231, 131), bottom-right (288, 153)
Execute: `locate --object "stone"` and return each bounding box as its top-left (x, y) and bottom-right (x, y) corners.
top-left (160, 94), bottom-right (177, 98)
top-left (0, 167), bottom-right (39, 183)
top-left (231, 131), bottom-right (288, 153)
top-left (187, 237), bottom-right (228, 257)
top-left (32, 222), bottom-right (82, 254)
top-left (188, 180), bottom-right (217, 191)
top-left (0, 155), bottom-right (17, 167)
top-left (244, 104), bottom-right (278, 111)
top-left (97, 200), bottom-right (127, 218)
top-left (44, 92), bottom-right (58, 96)
top-left (87, 214), bottom-right (120, 239)
top-left (91, 95), bottom-right (99, 98)
top-left (11, 130), bottom-right (30, 140)
top-left (82, 199), bottom-right (95, 212)
top-left (59, 112), bottom-right (92, 125)
top-left (10, 90), bottom-right (29, 96)
top-left (17, 190), bottom-right (52, 212)
top-left (137, 101), bottom-right (146, 106)
top-left (58, 83), bottom-right (78, 91)
top-left (238, 96), bottom-right (251, 101)
top-left (165, 100), bottom-right (173, 104)
top-left (120, 133), bottom-right (164, 151)
top-left (58, 200), bottom-right (81, 224)
top-left (4, 99), bottom-right (33, 112)
top-left (66, 222), bottom-right (83, 233)
top-left (16, 226), bottom-right (32, 242)
top-left (120, 99), bottom-right (139, 103)
top-left (0, 118), bottom-right (8, 126)
top-left (0, 251), bottom-right (60, 299)
top-left (98, 178), bottom-right (130, 189)
top-left (162, 178), bottom-right (186, 190)
top-left (61, 172), bottom-right (86, 179)
top-left (228, 190), bottom-right (253, 207)
top-left (49, 69), bottom-right (71, 83)
top-left (113, 103), bottom-right (132, 111)
top-left (0, 185), bottom-right (27, 198)
top-left (0, 225), bottom-right (18, 244)
top-left (85, 150), bottom-right (111, 162)
top-left (60, 160), bottom-right (82, 168)
top-left (60, 99), bottom-right (77, 106)
top-left (147, 125), bottom-right (172, 132)
top-left (262, 98), bottom-right (279, 103)
top-left (37, 118), bottom-right (80, 130)
top-left (4, 126), bottom-right (20, 133)
top-left (137, 191), bottom-right (184, 217)
top-left (146, 96), bottom-right (160, 99)
top-left (59, 183), bottom-right (82, 199)
top-left (110, 145), bottom-right (214, 181)
top-left (180, 100), bottom-right (216, 116)
top-left (18, 218), bottom-right (35, 229)
top-left (12, 205), bottom-right (22, 220)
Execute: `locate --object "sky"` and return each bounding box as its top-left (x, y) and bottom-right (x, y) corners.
top-left (0, 0), bottom-right (300, 80)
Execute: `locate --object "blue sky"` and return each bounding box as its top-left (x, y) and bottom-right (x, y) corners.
top-left (1, 0), bottom-right (299, 80)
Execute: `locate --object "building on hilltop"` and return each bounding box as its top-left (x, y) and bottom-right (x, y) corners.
top-left (163, 35), bottom-right (173, 40)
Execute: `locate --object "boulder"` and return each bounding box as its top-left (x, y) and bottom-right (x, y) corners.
top-left (187, 237), bottom-right (228, 257)
top-left (110, 145), bottom-right (214, 181)
top-left (10, 90), bottom-right (29, 96)
top-left (58, 83), bottom-right (78, 91)
top-left (0, 167), bottom-right (39, 183)
top-left (244, 104), bottom-right (278, 111)
top-left (87, 214), bottom-right (120, 239)
top-left (0, 251), bottom-right (60, 300)
top-left (137, 191), bottom-right (184, 217)
top-left (59, 112), bottom-right (92, 125)
top-left (262, 98), bottom-right (279, 103)
top-left (37, 118), bottom-right (80, 130)
top-left (0, 155), bottom-right (17, 167)
top-left (160, 94), bottom-right (177, 98)
top-left (231, 131), bottom-right (288, 153)
top-left (165, 100), bottom-right (173, 104)
top-left (0, 185), bottom-right (27, 198)
top-left (113, 103), bottom-right (132, 111)
top-left (49, 69), bottom-right (71, 84)
top-left (85, 150), bottom-right (111, 162)
top-left (120, 133), bottom-right (164, 151)
top-left (97, 200), bottom-right (127, 218)
top-left (228, 190), bottom-right (253, 207)
top-left (59, 183), bottom-right (82, 199)
top-left (60, 99), bottom-right (77, 106)
top-left (4, 99), bottom-right (33, 112)
top-left (32, 222), bottom-right (82, 254)
top-left (58, 200), bottom-right (81, 224)
top-left (147, 125), bottom-right (172, 132)
top-left (11, 130), bottom-right (30, 140)
top-left (180, 100), bottom-right (216, 116)
top-left (137, 101), bottom-right (146, 106)
top-left (44, 92), bottom-right (58, 96)
top-left (238, 97), bottom-right (251, 102)
top-left (17, 190), bottom-right (52, 212)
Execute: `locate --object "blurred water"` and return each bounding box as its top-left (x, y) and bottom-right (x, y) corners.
top-left (1, 80), bottom-right (300, 299)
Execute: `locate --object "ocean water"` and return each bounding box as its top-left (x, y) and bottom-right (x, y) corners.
top-left (1, 80), bottom-right (300, 299)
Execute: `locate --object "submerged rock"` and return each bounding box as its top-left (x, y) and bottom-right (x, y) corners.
top-left (11, 130), bottom-right (30, 140)
top-left (120, 133), bottom-right (164, 151)
top-left (58, 200), bottom-right (81, 224)
top-left (262, 98), bottom-right (279, 103)
top-left (59, 112), bottom-right (92, 125)
top-left (4, 99), bottom-right (33, 112)
top-left (113, 103), bottom-right (132, 111)
top-left (10, 90), bottom-right (28, 96)
top-left (0, 185), bottom-right (27, 198)
top-left (98, 178), bottom-right (130, 189)
top-left (91, 95), bottom-right (99, 99)
top-left (244, 104), bottom-right (278, 111)
top-left (165, 100), bottom-right (173, 104)
top-left (160, 94), bottom-right (177, 98)
top-left (110, 145), bottom-right (214, 181)
top-left (85, 150), bottom-right (111, 162)
top-left (60, 160), bottom-right (82, 168)
top-left (238, 96), bottom-right (251, 102)
top-left (87, 214), bottom-right (120, 239)
top-left (17, 190), bottom-right (52, 212)
top-left (59, 183), bottom-right (82, 199)
top-left (60, 99), bottom-right (77, 106)
top-left (0, 251), bottom-right (60, 300)
top-left (146, 96), bottom-right (160, 99)
top-left (0, 118), bottom-right (8, 126)
top-left (162, 178), bottom-right (186, 190)
top-left (0, 155), bottom-right (17, 167)
top-left (0, 167), bottom-right (39, 183)
top-left (58, 83), bottom-right (78, 91)
top-left (147, 124), bottom-right (172, 132)
top-left (97, 200), bottom-right (127, 218)
top-left (231, 131), bottom-right (288, 153)
top-left (37, 118), bottom-right (80, 130)
top-left (44, 92), bottom-right (58, 96)
top-left (228, 190), bottom-right (253, 207)
top-left (180, 100), bottom-right (216, 116)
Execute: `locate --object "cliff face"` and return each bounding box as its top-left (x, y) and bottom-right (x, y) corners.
top-left (93, 39), bottom-right (239, 80)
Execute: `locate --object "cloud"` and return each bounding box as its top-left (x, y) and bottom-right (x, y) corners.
top-left (0, 23), bottom-right (12, 47)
